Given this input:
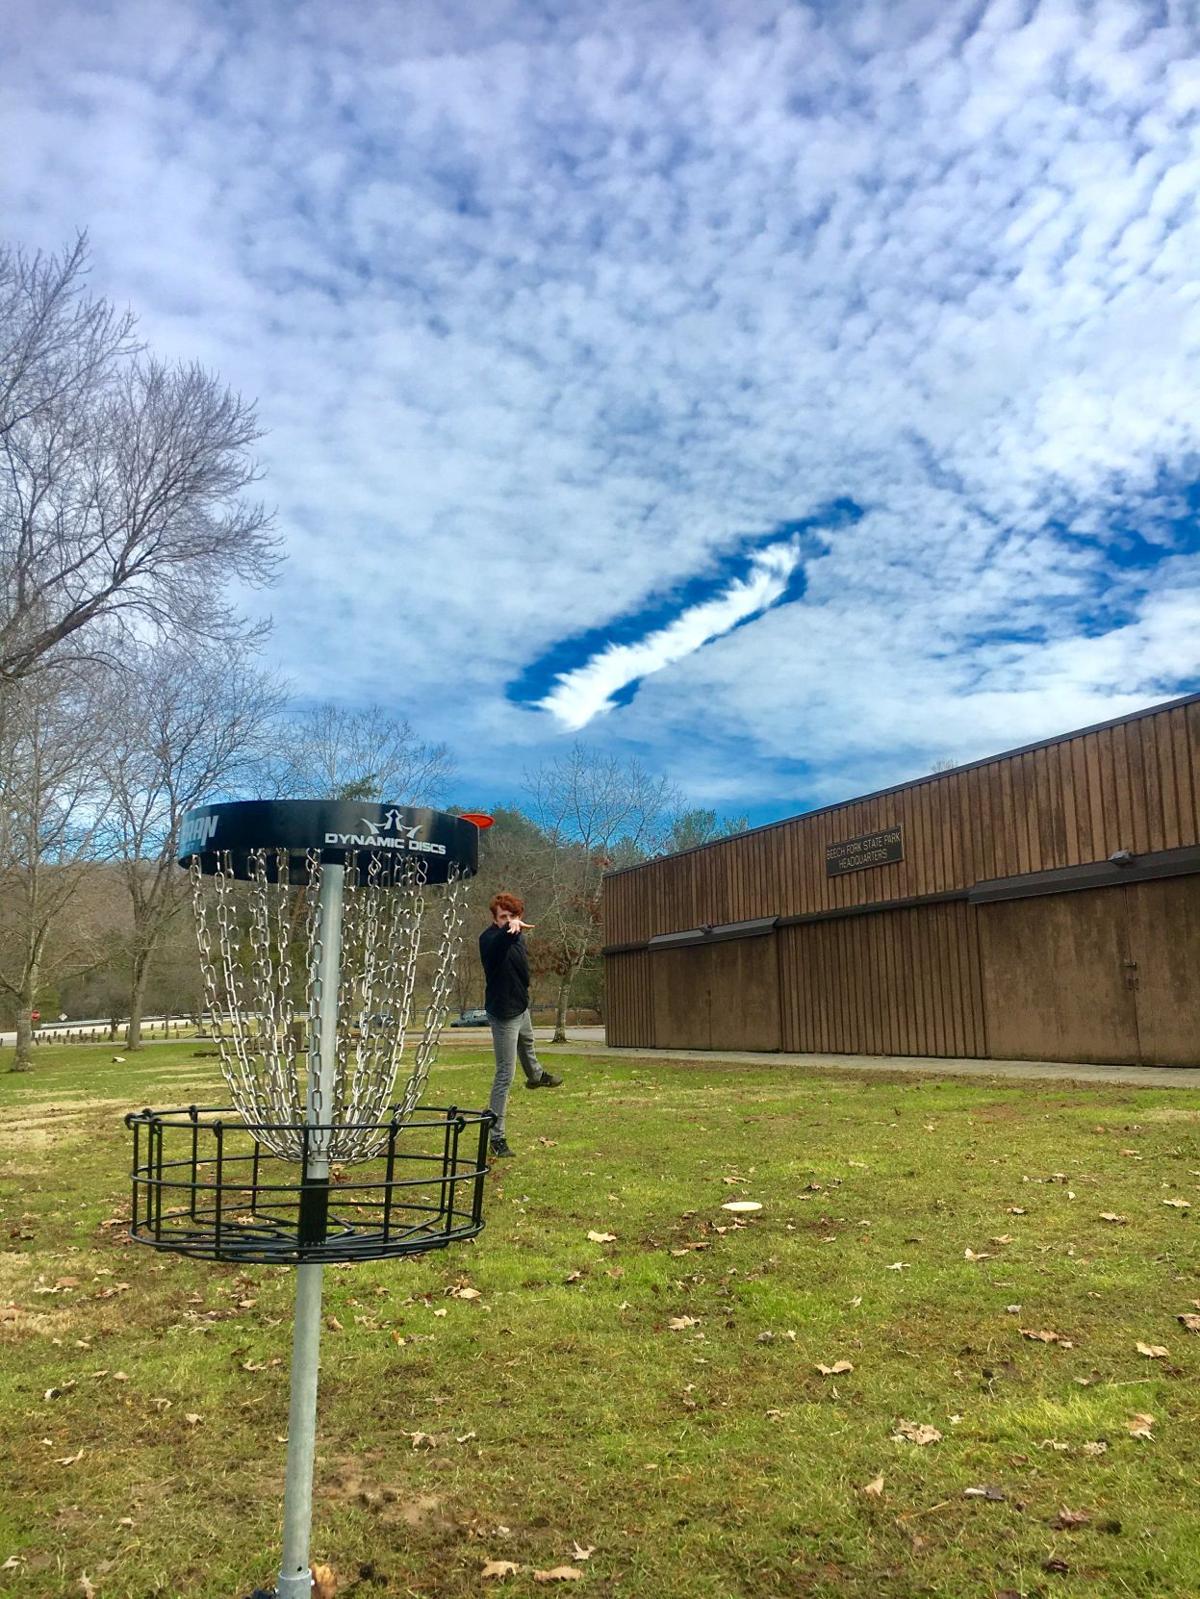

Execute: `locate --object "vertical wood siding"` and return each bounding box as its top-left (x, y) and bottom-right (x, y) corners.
top-left (777, 903), bottom-right (986, 1058)
top-left (604, 950), bottom-right (656, 1047)
top-left (603, 700), bottom-right (1200, 947)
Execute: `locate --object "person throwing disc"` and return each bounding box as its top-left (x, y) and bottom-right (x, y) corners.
top-left (478, 892), bottom-right (562, 1157)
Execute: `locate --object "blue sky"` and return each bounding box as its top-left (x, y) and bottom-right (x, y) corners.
top-left (4, 0), bottom-right (1199, 827)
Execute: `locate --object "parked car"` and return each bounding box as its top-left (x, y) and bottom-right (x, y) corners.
top-left (451, 1009), bottom-right (489, 1027)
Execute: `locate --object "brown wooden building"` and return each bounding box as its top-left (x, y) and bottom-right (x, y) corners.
top-left (602, 693), bottom-right (1200, 1067)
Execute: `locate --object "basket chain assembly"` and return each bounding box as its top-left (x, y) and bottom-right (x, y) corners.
top-left (189, 849), bottom-right (469, 1162)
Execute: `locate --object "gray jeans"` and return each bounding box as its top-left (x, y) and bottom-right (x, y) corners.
top-left (487, 1008), bottom-right (543, 1138)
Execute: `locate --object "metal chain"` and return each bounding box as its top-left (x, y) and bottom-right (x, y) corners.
top-left (334, 855), bottom-right (429, 1161)
top-left (302, 850), bottom-right (325, 1155)
top-left (399, 868), bottom-right (467, 1121)
top-left (189, 845), bottom-right (463, 1165)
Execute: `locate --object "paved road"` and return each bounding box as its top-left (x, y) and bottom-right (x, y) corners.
top-left (530, 1030), bottom-right (1200, 1089)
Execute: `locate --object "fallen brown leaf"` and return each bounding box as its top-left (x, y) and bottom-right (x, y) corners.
top-left (1162, 1197), bottom-right (1190, 1209)
top-left (861, 1474), bottom-right (885, 1497)
top-left (570, 1543), bottom-right (595, 1562)
top-left (1055, 1507), bottom-right (1090, 1530)
top-left (587, 1230), bottom-right (617, 1243)
top-left (1127, 1413), bottom-right (1155, 1439)
top-left (533, 1568), bottom-right (583, 1583)
top-left (78, 1575), bottom-right (96, 1598)
top-left (482, 1560), bottom-right (520, 1579)
top-left (963, 1248), bottom-right (991, 1261)
top-left (311, 1562), bottom-right (337, 1598)
top-left (1177, 1313), bottom-right (1200, 1333)
top-left (1019, 1328), bottom-right (1073, 1346)
top-left (667, 1315), bottom-right (699, 1330)
top-left (815, 1360), bottom-right (854, 1376)
top-left (1098, 1213), bottom-right (1127, 1224)
top-left (326, 1316), bottom-right (343, 1332)
top-left (892, 1419), bottom-right (941, 1446)
top-left (1136, 1341), bottom-right (1170, 1359)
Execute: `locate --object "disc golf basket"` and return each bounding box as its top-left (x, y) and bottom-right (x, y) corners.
top-left (124, 800), bottom-right (495, 1597)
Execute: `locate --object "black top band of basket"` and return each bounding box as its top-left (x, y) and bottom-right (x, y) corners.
top-left (178, 800), bottom-right (480, 884)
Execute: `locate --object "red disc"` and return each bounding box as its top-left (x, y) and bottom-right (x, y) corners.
top-left (460, 811), bottom-right (495, 830)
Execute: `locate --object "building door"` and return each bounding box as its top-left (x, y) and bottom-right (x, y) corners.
top-left (1124, 877), bottom-right (1200, 1066)
top-left (650, 934), bottom-right (783, 1051)
top-left (651, 946), bottom-right (712, 1049)
top-left (979, 888), bottom-right (1140, 1064)
top-left (979, 876), bottom-right (1200, 1066)
top-left (707, 935), bottom-right (781, 1052)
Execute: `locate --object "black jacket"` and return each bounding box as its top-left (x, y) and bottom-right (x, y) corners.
top-left (479, 924), bottom-right (530, 1020)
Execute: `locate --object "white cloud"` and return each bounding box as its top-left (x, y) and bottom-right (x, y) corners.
top-left (1, 0), bottom-right (1198, 815)
top-left (537, 536), bottom-right (806, 730)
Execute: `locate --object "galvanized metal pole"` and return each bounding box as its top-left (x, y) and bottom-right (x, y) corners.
top-left (277, 862), bottom-right (343, 1599)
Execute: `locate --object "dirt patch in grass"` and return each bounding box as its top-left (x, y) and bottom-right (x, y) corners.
top-left (322, 1461), bottom-right (453, 1531)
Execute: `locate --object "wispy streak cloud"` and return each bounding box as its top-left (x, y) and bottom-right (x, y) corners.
top-left (537, 538), bottom-right (804, 731)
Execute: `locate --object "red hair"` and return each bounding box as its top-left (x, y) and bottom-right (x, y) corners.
top-left (489, 892), bottom-right (525, 918)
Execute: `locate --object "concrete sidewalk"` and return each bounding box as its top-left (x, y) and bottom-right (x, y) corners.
top-left (534, 1031), bottom-right (1200, 1089)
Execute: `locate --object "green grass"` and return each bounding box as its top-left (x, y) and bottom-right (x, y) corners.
top-left (1, 1042), bottom-right (1198, 1598)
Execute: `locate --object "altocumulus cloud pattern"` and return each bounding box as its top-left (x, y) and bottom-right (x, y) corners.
top-left (4, 0), bottom-right (1198, 814)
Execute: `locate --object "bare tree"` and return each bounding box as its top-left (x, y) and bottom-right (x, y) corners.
top-left (270, 703), bottom-right (454, 803)
top-left (662, 807), bottom-right (750, 854)
top-left (0, 234), bottom-right (279, 683)
top-left (527, 745), bottom-right (678, 1041)
top-left (0, 234), bottom-right (137, 443)
top-left (0, 668), bottom-right (114, 1069)
top-left (100, 640), bottom-right (286, 1048)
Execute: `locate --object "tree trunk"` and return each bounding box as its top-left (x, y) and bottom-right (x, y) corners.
top-left (11, 1013), bottom-right (33, 1071)
top-left (552, 972), bottom-right (571, 1044)
top-left (11, 964), bottom-right (39, 1071)
top-left (126, 947), bottom-right (153, 1050)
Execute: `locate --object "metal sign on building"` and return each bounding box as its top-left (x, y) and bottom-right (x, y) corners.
top-left (825, 825), bottom-right (904, 876)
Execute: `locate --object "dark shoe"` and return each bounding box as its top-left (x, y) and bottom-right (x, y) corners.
top-left (489, 1137), bottom-right (515, 1159)
top-left (526, 1070), bottom-right (562, 1089)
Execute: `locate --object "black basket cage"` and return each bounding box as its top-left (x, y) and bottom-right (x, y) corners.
top-left (125, 1105), bottom-right (495, 1266)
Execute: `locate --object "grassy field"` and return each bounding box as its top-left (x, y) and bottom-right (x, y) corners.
top-left (1, 1042), bottom-right (1198, 1599)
